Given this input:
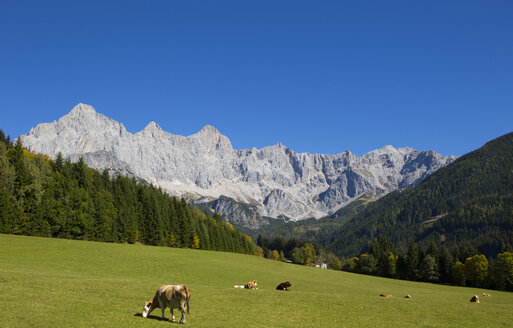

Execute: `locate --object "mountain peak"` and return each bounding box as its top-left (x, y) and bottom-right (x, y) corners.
top-left (198, 125), bottom-right (219, 135)
top-left (70, 103), bottom-right (96, 114)
top-left (266, 142), bottom-right (287, 151)
top-left (64, 103), bottom-right (99, 123)
top-left (382, 145), bottom-right (396, 151)
top-left (144, 121), bottom-right (161, 131)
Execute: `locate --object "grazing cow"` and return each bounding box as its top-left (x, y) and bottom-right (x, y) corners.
top-left (470, 295), bottom-right (480, 303)
top-left (142, 285), bottom-right (191, 324)
top-left (234, 280), bottom-right (258, 289)
top-left (276, 281), bottom-right (292, 291)
top-left (380, 294), bottom-right (393, 298)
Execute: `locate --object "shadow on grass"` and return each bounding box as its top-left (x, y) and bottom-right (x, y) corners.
top-left (134, 313), bottom-right (186, 324)
top-left (133, 313), bottom-right (174, 322)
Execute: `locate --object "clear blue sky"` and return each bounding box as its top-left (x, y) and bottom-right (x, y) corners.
top-left (1, 1), bottom-right (512, 156)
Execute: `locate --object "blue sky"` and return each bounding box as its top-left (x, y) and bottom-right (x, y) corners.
top-left (1, 1), bottom-right (512, 156)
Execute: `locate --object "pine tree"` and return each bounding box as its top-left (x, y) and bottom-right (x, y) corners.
top-left (0, 129), bottom-right (7, 146)
top-left (406, 241), bottom-right (421, 280)
top-left (0, 142), bottom-right (16, 233)
top-left (420, 254), bottom-right (439, 282)
top-left (52, 152), bottom-right (64, 173)
top-left (368, 235), bottom-right (396, 276)
top-left (438, 247), bottom-right (454, 283)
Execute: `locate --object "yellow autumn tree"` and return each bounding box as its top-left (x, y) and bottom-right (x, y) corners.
top-left (302, 243), bottom-right (316, 265)
top-left (225, 222), bottom-right (234, 231)
top-left (464, 254), bottom-right (488, 287)
top-left (192, 233), bottom-right (200, 249)
top-left (255, 246), bottom-right (264, 257)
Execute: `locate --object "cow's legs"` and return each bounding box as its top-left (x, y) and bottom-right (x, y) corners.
top-left (180, 302), bottom-right (186, 324)
top-left (158, 299), bottom-right (166, 320)
top-left (170, 308), bottom-right (175, 321)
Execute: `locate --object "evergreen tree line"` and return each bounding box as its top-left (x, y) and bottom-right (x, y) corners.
top-left (256, 235), bottom-right (341, 270)
top-left (342, 235), bottom-right (513, 291)
top-left (0, 131), bottom-right (256, 255)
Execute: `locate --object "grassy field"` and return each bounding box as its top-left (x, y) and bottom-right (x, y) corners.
top-left (0, 234), bottom-right (512, 327)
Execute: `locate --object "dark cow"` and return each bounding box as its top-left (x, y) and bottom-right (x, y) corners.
top-left (276, 281), bottom-right (292, 291)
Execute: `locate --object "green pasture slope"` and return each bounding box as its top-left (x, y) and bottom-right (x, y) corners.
top-left (1, 234), bottom-right (512, 328)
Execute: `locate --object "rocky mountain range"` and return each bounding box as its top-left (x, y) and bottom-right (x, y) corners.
top-left (19, 104), bottom-right (456, 229)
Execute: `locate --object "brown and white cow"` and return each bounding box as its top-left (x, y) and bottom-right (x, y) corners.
top-left (234, 280), bottom-right (258, 289)
top-left (142, 285), bottom-right (191, 324)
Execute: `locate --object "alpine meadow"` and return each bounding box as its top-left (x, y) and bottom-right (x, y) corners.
top-left (2, 234), bottom-right (513, 328)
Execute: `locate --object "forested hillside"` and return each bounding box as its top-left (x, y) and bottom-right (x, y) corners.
top-left (0, 130), bottom-right (256, 255)
top-left (325, 132), bottom-right (513, 258)
top-left (264, 196), bottom-right (373, 244)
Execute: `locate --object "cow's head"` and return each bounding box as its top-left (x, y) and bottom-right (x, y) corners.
top-left (142, 300), bottom-right (153, 318)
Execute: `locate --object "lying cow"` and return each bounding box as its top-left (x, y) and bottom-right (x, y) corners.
top-left (142, 285), bottom-right (191, 324)
top-left (276, 281), bottom-right (291, 291)
top-left (234, 280), bottom-right (258, 289)
top-left (379, 294), bottom-right (393, 298)
top-left (470, 295), bottom-right (479, 303)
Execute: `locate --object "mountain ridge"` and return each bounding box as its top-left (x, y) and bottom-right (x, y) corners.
top-left (323, 131), bottom-right (513, 257)
top-left (19, 103), bottom-right (457, 227)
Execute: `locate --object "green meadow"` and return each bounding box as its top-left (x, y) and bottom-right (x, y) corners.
top-left (1, 234), bottom-right (512, 328)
